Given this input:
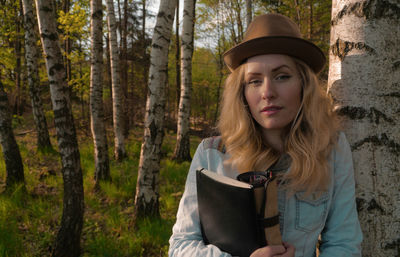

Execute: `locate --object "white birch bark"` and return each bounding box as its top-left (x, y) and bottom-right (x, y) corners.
top-left (22, 0), bottom-right (52, 150)
top-left (35, 0), bottom-right (84, 255)
top-left (105, 0), bottom-right (126, 161)
top-left (173, 0), bottom-right (196, 162)
top-left (134, 0), bottom-right (176, 217)
top-left (90, 0), bottom-right (110, 184)
top-left (328, 0), bottom-right (400, 256)
top-left (175, 0), bottom-right (181, 113)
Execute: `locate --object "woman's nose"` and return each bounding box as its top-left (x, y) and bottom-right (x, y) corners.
top-left (261, 79), bottom-right (276, 100)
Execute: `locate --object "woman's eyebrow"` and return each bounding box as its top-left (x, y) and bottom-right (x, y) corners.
top-left (246, 64), bottom-right (292, 75)
top-left (271, 64), bottom-right (291, 72)
top-left (245, 72), bottom-right (263, 76)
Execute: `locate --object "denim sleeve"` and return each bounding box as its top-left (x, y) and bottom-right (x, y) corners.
top-left (319, 133), bottom-right (363, 256)
top-left (168, 141), bottom-right (233, 257)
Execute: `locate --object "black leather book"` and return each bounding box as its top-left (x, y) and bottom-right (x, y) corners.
top-left (196, 168), bottom-right (265, 257)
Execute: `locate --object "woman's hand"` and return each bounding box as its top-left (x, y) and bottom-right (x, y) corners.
top-left (249, 245), bottom-right (285, 257)
top-left (276, 242), bottom-right (295, 257)
top-left (249, 242), bottom-right (295, 257)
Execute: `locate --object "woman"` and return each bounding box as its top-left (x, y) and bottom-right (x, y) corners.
top-left (169, 13), bottom-right (362, 257)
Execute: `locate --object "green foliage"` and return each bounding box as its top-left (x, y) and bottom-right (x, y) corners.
top-left (58, 4), bottom-right (89, 42)
top-left (0, 0), bottom-right (24, 90)
top-left (12, 115), bottom-right (24, 129)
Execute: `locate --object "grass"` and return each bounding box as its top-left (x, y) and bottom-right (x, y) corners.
top-left (0, 125), bottom-right (202, 257)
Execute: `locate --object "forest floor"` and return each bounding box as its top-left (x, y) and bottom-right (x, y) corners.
top-left (0, 113), bottom-right (202, 256)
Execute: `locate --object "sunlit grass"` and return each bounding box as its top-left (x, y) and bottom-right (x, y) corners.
top-left (0, 126), bottom-right (202, 256)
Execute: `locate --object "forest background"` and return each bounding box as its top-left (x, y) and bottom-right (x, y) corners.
top-left (0, 0), bottom-right (398, 256)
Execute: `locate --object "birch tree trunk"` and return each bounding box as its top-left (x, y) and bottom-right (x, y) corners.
top-left (105, 0), bottom-right (126, 161)
top-left (35, 0), bottom-right (84, 255)
top-left (328, 1), bottom-right (400, 256)
top-left (172, 0), bottom-right (196, 162)
top-left (90, 0), bottom-right (110, 184)
top-left (0, 80), bottom-right (24, 189)
top-left (134, 0), bottom-right (175, 218)
top-left (175, 0), bottom-right (181, 113)
top-left (141, 0), bottom-right (148, 95)
top-left (21, 0), bottom-right (52, 150)
top-left (246, 0), bottom-right (252, 28)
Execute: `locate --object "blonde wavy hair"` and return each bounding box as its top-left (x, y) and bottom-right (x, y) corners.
top-left (217, 58), bottom-right (340, 193)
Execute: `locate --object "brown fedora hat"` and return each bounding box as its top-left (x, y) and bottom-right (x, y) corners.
top-left (223, 13), bottom-right (326, 73)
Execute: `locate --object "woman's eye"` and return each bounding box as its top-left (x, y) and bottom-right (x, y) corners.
top-left (247, 79), bottom-right (262, 86)
top-left (275, 74), bottom-right (291, 81)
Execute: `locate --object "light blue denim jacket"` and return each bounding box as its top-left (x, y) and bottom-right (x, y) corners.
top-left (169, 132), bottom-right (362, 257)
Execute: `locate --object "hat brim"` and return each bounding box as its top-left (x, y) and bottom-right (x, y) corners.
top-left (223, 36), bottom-right (326, 73)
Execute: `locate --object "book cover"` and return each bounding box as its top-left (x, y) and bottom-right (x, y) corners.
top-left (196, 168), bottom-right (265, 257)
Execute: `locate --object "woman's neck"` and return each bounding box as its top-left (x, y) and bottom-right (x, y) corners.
top-left (262, 129), bottom-right (284, 153)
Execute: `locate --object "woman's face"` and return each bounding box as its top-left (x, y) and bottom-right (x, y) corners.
top-left (244, 54), bottom-right (302, 136)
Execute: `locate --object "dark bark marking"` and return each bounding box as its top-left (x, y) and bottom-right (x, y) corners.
top-left (351, 133), bottom-right (400, 155)
top-left (152, 43), bottom-right (162, 49)
top-left (157, 11), bottom-right (165, 18)
top-left (134, 194), bottom-right (160, 218)
top-left (40, 32), bottom-right (58, 41)
top-left (40, 6), bottom-right (52, 13)
top-left (367, 198), bottom-right (385, 213)
top-left (383, 238), bottom-right (400, 255)
top-left (336, 106), bottom-right (393, 124)
top-left (356, 197), bottom-right (385, 214)
top-left (331, 0), bottom-right (400, 25)
top-left (393, 61), bottom-right (400, 71)
top-left (356, 197), bottom-right (366, 212)
top-left (172, 132), bottom-right (192, 162)
top-left (149, 120), bottom-right (157, 143)
top-left (49, 63), bottom-right (65, 76)
top-left (331, 38), bottom-right (375, 60)
top-left (157, 35), bottom-right (171, 43)
top-left (92, 10), bottom-right (102, 20)
top-left (378, 91), bottom-right (400, 98)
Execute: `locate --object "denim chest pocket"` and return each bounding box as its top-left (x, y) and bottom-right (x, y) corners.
top-left (295, 192), bottom-right (329, 232)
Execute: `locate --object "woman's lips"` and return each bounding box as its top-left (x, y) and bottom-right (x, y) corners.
top-left (261, 106), bottom-right (283, 115)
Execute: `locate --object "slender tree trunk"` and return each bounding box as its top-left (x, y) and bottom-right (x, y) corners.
top-left (63, 0), bottom-right (71, 83)
top-left (14, 2), bottom-right (23, 116)
top-left (35, 0), bottom-right (84, 255)
top-left (224, 1), bottom-right (238, 44)
top-left (175, 0), bottom-right (181, 115)
top-left (90, 0), bottom-right (110, 185)
top-left (293, 0), bottom-right (301, 25)
top-left (105, 33), bottom-right (112, 120)
top-left (142, 0), bottom-right (148, 97)
top-left (172, 0), bottom-right (196, 162)
top-left (105, 0), bottom-right (126, 160)
top-left (246, 0), bottom-right (252, 29)
top-left (21, 0), bottom-right (52, 150)
top-left (328, 1), bottom-right (400, 256)
top-left (214, 4), bottom-right (224, 124)
top-left (308, 0), bottom-right (313, 40)
top-left (233, 0), bottom-right (244, 41)
top-left (0, 80), bottom-right (24, 189)
top-left (121, 0), bottom-right (130, 138)
top-left (134, 0), bottom-right (175, 218)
